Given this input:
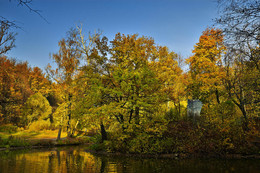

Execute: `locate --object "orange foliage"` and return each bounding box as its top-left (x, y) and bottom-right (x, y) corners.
top-left (186, 28), bottom-right (226, 101)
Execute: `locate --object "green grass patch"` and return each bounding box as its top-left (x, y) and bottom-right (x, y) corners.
top-left (0, 136), bottom-right (31, 148)
top-left (0, 124), bottom-right (18, 134)
top-left (0, 129), bottom-right (90, 148)
top-left (5, 130), bottom-right (67, 140)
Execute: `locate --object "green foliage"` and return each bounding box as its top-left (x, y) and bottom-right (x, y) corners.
top-left (98, 116), bottom-right (260, 155)
top-left (28, 120), bottom-right (52, 131)
top-left (165, 108), bottom-right (181, 121)
top-left (76, 32), bottom-right (180, 135)
top-left (53, 102), bottom-right (68, 126)
top-left (0, 135), bottom-right (30, 148)
top-left (101, 115), bottom-right (170, 154)
top-left (87, 134), bottom-right (106, 151)
top-left (0, 27), bottom-right (259, 156)
top-left (23, 92), bottom-right (52, 126)
top-left (0, 124), bottom-right (18, 133)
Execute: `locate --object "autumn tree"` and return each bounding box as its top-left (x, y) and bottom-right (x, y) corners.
top-left (186, 28), bottom-right (226, 104)
top-left (69, 32), bottom-right (110, 141)
top-left (0, 57), bottom-right (32, 124)
top-left (216, 0), bottom-right (260, 127)
top-left (47, 28), bottom-right (81, 139)
top-left (107, 33), bottom-right (166, 127)
top-left (149, 46), bottom-right (183, 116)
top-left (223, 45), bottom-right (260, 127)
top-left (76, 32), bottom-right (181, 141)
top-left (23, 92), bottom-right (52, 127)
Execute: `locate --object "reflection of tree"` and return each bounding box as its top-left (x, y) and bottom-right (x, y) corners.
top-left (1, 149), bottom-right (260, 172)
top-left (100, 159), bottom-right (106, 173)
top-left (56, 150), bottom-right (61, 166)
top-left (48, 152), bottom-right (54, 173)
top-left (0, 150), bottom-right (94, 172)
top-left (65, 150), bottom-right (72, 173)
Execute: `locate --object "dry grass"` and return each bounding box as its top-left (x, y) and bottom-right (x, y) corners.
top-left (1, 130), bottom-right (67, 140)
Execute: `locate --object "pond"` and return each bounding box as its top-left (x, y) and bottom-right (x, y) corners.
top-left (0, 146), bottom-right (259, 173)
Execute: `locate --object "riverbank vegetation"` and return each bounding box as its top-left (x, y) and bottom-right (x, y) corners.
top-left (0, 0), bottom-right (259, 155)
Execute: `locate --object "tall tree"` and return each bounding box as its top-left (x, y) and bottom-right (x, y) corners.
top-left (78, 33), bottom-right (181, 137)
top-left (186, 28), bottom-right (226, 103)
top-left (216, 0), bottom-right (260, 127)
top-left (223, 45), bottom-right (260, 126)
top-left (108, 33), bottom-right (164, 127)
top-left (149, 46), bottom-right (183, 113)
top-left (47, 29), bottom-right (81, 138)
top-left (0, 57), bottom-right (33, 124)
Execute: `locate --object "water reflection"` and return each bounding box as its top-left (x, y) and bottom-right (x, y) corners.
top-left (0, 147), bottom-right (259, 173)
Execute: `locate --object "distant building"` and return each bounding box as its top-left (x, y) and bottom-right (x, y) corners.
top-left (187, 99), bottom-right (203, 122)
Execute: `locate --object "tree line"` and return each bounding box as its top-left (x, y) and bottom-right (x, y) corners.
top-left (0, 0), bottom-right (259, 154)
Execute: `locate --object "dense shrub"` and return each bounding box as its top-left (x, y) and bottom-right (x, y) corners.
top-left (0, 135), bottom-right (30, 148)
top-left (0, 124), bottom-right (18, 133)
top-left (28, 120), bottom-right (52, 131)
top-left (97, 117), bottom-right (259, 155)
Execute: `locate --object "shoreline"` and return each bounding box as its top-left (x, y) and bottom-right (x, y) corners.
top-left (1, 136), bottom-right (259, 159)
top-left (86, 149), bottom-right (260, 159)
top-left (0, 137), bottom-right (90, 151)
top-left (0, 142), bottom-right (259, 159)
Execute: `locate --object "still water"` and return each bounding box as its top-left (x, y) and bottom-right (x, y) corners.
top-left (0, 146), bottom-right (259, 173)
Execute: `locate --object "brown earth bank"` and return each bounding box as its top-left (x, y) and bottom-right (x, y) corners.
top-left (0, 139), bottom-right (259, 159)
top-left (0, 137), bottom-right (91, 151)
top-left (86, 149), bottom-right (260, 159)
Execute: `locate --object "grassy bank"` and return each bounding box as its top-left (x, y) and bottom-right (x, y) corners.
top-left (1, 118), bottom-right (259, 158)
top-left (0, 128), bottom-right (91, 149)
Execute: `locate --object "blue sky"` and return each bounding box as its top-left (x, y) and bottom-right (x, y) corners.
top-left (1, 0), bottom-right (218, 70)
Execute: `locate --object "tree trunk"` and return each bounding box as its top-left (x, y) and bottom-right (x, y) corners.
top-left (100, 159), bottom-right (106, 173)
top-left (240, 104), bottom-right (249, 131)
top-left (71, 120), bottom-right (79, 137)
top-left (215, 89), bottom-right (220, 104)
top-left (67, 94), bottom-right (72, 137)
top-left (100, 123), bottom-right (107, 143)
top-left (178, 99), bottom-right (181, 117)
top-left (135, 107), bottom-right (140, 124)
top-left (57, 126), bottom-right (62, 141)
top-left (129, 109), bottom-right (133, 124)
top-left (49, 113), bottom-right (54, 124)
top-left (232, 98), bottom-right (249, 131)
top-left (57, 116), bottom-right (64, 141)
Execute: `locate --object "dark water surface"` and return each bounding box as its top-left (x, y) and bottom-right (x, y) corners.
top-left (0, 146), bottom-right (259, 173)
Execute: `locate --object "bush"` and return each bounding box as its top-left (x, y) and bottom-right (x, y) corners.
top-left (86, 134), bottom-right (106, 151)
top-left (0, 135), bottom-right (30, 148)
top-left (28, 120), bottom-right (52, 131)
top-left (165, 108), bottom-right (181, 121)
top-left (102, 119), bottom-right (170, 154)
top-left (0, 124), bottom-right (18, 133)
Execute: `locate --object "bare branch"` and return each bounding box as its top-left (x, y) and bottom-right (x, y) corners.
top-left (0, 21), bottom-right (17, 55)
top-left (6, 0), bottom-right (49, 24)
top-left (75, 24), bottom-right (102, 63)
